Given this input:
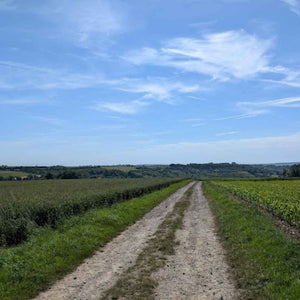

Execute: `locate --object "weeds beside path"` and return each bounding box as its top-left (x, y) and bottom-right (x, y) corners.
top-left (102, 183), bottom-right (195, 300)
top-left (0, 180), bottom-right (191, 300)
top-left (203, 181), bottom-right (300, 300)
top-left (32, 181), bottom-right (193, 300)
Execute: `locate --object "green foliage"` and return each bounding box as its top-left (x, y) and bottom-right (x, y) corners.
top-left (288, 164), bottom-right (300, 177)
top-left (0, 178), bottom-right (181, 246)
top-left (0, 180), bottom-right (190, 300)
top-left (212, 179), bottom-right (300, 226)
top-left (58, 170), bottom-right (80, 179)
top-left (45, 172), bottom-right (54, 180)
top-left (0, 162), bottom-right (286, 180)
top-left (203, 182), bottom-right (300, 300)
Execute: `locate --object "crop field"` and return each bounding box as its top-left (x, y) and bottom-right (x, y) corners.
top-left (212, 179), bottom-right (300, 226)
top-left (0, 178), bottom-right (180, 246)
top-left (0, 171), bottom-right (29, 178)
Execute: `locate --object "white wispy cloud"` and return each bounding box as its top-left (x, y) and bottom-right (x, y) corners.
top-left (216, 131), bottom-right (238, 136)
top-left (93, 100), bottom-right (149, 114)
top-left (0, 61), bottom-right (202, 106)
top-left (0, 98), bottom-right (39, 105)
top-left (123, 30), bottom-right (300, 88)
top-left (18, 0), bottom-right (126, 50)
top-left (0, 60), bottom-right (108, 90)
top-left (116, 79), bottom-right (201, 102)
top-left (187, 95), bottom-right (207, 101)
top-left (217, 96), bottom-right (300, 121)
top-left (124, 30), bottom-right (273, 81)
top-left (191, 123), bottom-right (205, 127)
top-left (238, 96), bottom-right (300, 108)
top-left (215, 110), bottom-right (269, 120)
top-left (54, 0), bottom-right (125, 48)
top-left (281, 0), bottom-right (300, 16)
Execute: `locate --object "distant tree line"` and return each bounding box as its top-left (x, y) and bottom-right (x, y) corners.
top-left (284, 164), bottom-right (300, 177)
top-left (0, 163), bottom-right (290, 180)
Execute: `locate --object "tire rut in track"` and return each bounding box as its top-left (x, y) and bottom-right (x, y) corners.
top-left (153, 182), bottom-right (239, 300)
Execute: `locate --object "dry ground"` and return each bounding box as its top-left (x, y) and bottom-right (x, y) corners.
top-left (34, 182), bottom-right (194, 300)
top-left (34, 182), bottom-right (238, 300)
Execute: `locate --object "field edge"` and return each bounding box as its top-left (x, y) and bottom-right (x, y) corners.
top-left (202, 181), bottom-right (300, 300)
top-left (0, 180), bottom-right (191, 300)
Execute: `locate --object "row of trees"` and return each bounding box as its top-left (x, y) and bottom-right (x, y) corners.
top-left (283, 164), bottom-right (300, 177)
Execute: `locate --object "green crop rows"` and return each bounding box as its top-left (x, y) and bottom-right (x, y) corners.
top-left (0, 178), bottom-right (181, 246)
top-left (212, 179), bottom-right (300, 226)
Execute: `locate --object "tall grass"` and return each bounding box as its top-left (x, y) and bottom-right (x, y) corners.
top-left (0, 180), bottom-right (190, 300)
top-left (203, 181), bottom-right (300, 299)
top-left (0, 178), bottom-right (182, 246)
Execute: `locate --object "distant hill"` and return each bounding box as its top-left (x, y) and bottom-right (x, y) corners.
top-left (268, 162), bottom-right (300, 166)
top-left (0, 163), bottom-right (286, 180)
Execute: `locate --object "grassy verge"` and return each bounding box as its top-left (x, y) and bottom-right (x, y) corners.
top-left (202, 181), bottom-right (300, 300)
top-left (102, 184), bottom-right (194, 300)
top-left (0, 178), bottom-right (181, 246)
top-left (0, 180), bottom-right (191, 300)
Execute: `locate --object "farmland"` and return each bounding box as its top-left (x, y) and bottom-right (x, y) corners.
top-left (1, 177), bottom-right (300, 299)
top-left (211, 179), bottom-right (300, 226)
top-left (0, 180), bottom-right (190, 300)
top-left (0, 171), bottom-right (29, 179)
top-left (203, 179), bottom-right (300, 299)
top-left (0, 178), bottom-right (181, 246)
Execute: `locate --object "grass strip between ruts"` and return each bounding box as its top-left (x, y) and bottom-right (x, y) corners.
top-left (202, 181), bottom-right (300, 300)
top-left (0, 180), bottom-right (191, 300)
top-left (102, 183), bottom-right (195, 300)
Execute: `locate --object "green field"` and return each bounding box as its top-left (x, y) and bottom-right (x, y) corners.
top-left (0, 178), bottom-right (180, 245)
top-left (0, 180), bottom-right (190, 300)
top-left (203, 180), bottom-right (300, 299)
top-left (212, 179), bottom-right (300, 226)
top-left (0, 171), bottom-right (29, 178)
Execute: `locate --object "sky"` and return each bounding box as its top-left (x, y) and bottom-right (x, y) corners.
top-left (0, 0), bottom-right (300, 165)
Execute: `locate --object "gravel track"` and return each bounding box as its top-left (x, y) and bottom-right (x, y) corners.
top-left (33, 182), bottom-right (194, 300)
top-left (153, 182), bottom-right (238, 300)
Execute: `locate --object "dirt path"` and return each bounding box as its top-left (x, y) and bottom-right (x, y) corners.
top-left (34, 182), bottom-right (194, 300)
top-left (153, 182), bottom-right (238, 300)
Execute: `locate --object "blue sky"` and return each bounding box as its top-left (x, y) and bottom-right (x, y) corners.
top-left (1, 0), bottom-right (300, 165)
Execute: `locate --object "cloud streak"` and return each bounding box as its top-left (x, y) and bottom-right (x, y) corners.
top-left (0, 98), bottom-right (40, 105)
top-left (124, 30), bottom-right (273, 81)
top-left (93, 100), bottom-right (150, 114)
top-left (217, 96), bottom-right (300, 121)
top-left (238, 96), bottom-right (300, 109)
top-left (116, 79), bottom-right (202, 102)
top-left (216, 131), bottom-right (238, 136)
top-left (281, 0), bottom-right (300, 16)
top-left (123, 29), bottom-right (300, 88)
